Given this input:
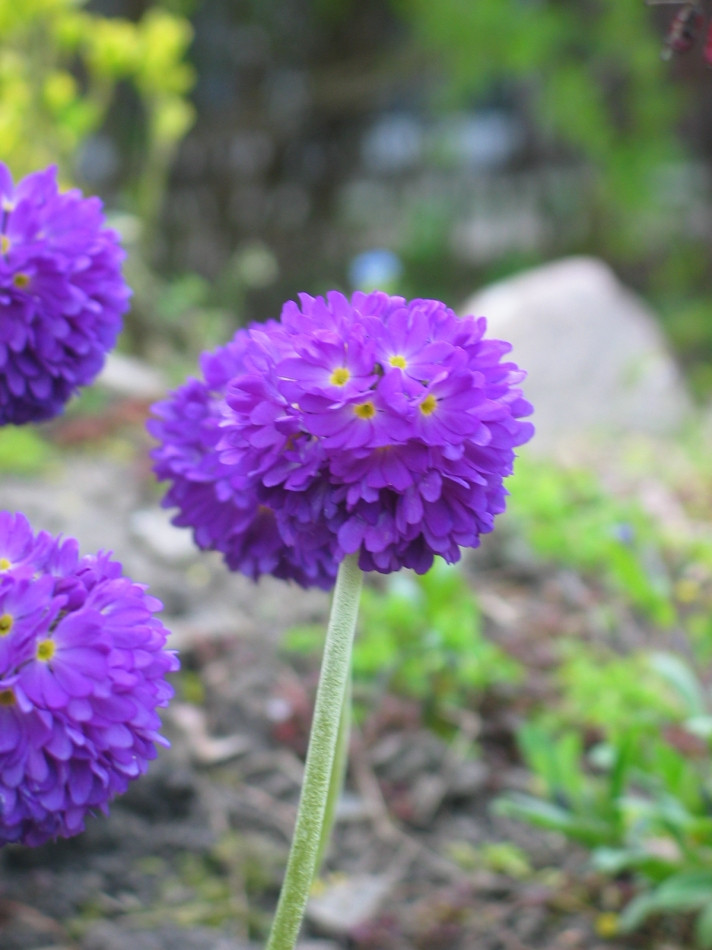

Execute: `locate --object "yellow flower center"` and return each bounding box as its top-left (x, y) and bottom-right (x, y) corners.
top-left (12, 272), bottom-right (30, 289)
top-left (36, 639), bottom-right (56, 662)
top-left (0, 558), bottom-right (10, 571)
top-left (354, 401), bottom-right (376, 420)
top-left (0, 613), bottom-right (13, 636)
top-left (330, 367), bottom-right (350, 386)
top-left (0, 235), bottom-right (9, 254)
top-left (420, 394), bottom-right (438, 416)
top-left (0, 688), bottom-right (15, 707)
top-left (389, 354), bottom-right (407, 369)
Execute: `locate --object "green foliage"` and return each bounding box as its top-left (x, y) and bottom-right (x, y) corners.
top-left (506, 457), bottom-right (675, 625)
top-left (495, 445), bottom-right (712, 940)
top-left (541, 645), bottom-right (696, 738)
top-left (285, 560), bottom-right (522, 722)
top-left (0, 425), bottom-right (52, 475)
top-left (121, 244), bottom-right (236, 360)
top-left (0, 0), bottom-right (195, 184)
top-left (445, 839), bottom-right (533, 878)
top-left (392, 0), bottom-right (681, 258)
top-left (621, 872), bottom-right (712, 948)
top-left (497, 650), bottom-right (712, 944)
top-left (387, 1), bottom-right (712, 394)
top-left (658, 295), bottom-right (712, 400)
top-left (496, 724), bottom-right (631, 849)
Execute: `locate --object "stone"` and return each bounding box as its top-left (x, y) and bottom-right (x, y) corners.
top-left (98, 351), bottom-right (168, 401)
top-left (306, 872), bottom-right (394, 935)
top-left (130, 507), bottom-right (201, 564)
top-left (461, 257), bottom-right (692, 453)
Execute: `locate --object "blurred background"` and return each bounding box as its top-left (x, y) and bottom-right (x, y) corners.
top-left (4, 0), bottom-right (712, 397)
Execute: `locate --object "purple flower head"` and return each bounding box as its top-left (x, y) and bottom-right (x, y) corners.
top-left (150, 290), bottom-right (533, 584)
top-left (0, 164), bottom-right (130, 425)
top-left (0, 512), bottom-right (178, 847)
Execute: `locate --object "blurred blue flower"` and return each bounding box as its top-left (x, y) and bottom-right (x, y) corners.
top-left (349, 249), bottom-right (403, 293)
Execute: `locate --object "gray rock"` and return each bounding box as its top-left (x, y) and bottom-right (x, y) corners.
top-left (131, 507), bottom-right (202, 565)
top-left (461, 257), bottom-right (692, 452)
top-left (98, 352), bottom-right (169, 401)
top-left (306, 873), bottom-right (394, 935)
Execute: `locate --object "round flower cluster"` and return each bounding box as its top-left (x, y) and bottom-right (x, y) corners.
top-left (150, 291), bottom-right (533, 583)
top-left (0, 163), bottom-right (130, 425)
top-left (0, 512), bottom-right (178, 847)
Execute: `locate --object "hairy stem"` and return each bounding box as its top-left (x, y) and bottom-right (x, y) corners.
top-left (265, 553), bottom-right (363, 950)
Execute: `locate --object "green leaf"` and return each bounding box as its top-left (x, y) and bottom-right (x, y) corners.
top-left (608, 733), bottom-right (634, 801)
top-left (592, 847), bottom-right (634, 875)
top-left (619, 893), bottom-right (661, 931)
top-left (495, 794), bottom-right (611, 847)
top-left (649, 652), bottom-right (707, 717)
top-left (495, 794), bottom-right (575, 831)
top-left (657, 871), bottom-right (712, 906)
top-left (592, 846), bottom-right (678, 882)
top-left (621, 870), bottom-right (712, 931)
top-left (517, 724), bottom-right (586, 802)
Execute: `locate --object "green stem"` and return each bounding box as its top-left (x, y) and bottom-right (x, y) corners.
top-left (265, 553), bottom-right (363, 950)
top-left (315, 670), bottom-right (351, 872)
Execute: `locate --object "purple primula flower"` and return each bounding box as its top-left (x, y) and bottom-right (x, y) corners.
top-left (0, 163), bottom-right (130, 425)
top-left (363, 304), bottom-right (455, 382)
top-left (150, 290), bottom-right (533, 583)
top-left (276, 333), bottom-right (378, 403)
top-left (0, 512), bottom-right (177, 847)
